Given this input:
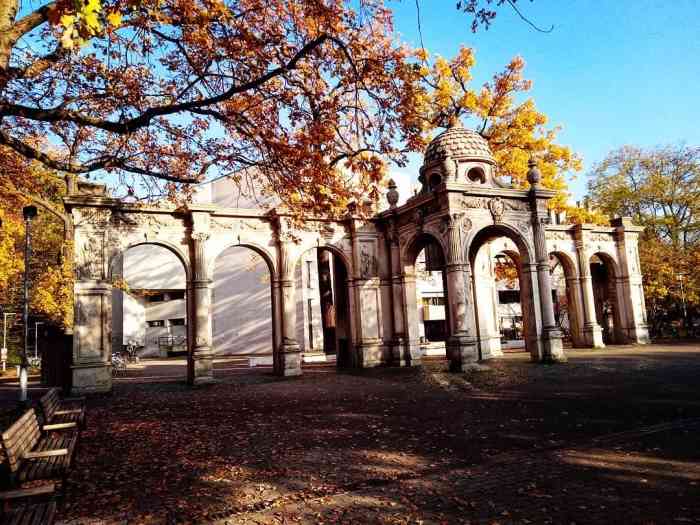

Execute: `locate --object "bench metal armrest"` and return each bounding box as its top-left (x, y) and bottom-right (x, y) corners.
top-left (0, 484), bottom-right (55, 500)
top-left (24, 449), bottom-right (68, 459)
top-left (55, 409), bottom-right (83, 415)
top-left (43, 422), bottom-right (77, 431)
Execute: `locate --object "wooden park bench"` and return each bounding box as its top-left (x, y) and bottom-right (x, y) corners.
top-left (0, 484), bottom-right (56, 525)
top-left (1, 409), bottom-right (77, 488)
top-left (40, 388), bottom-right (86, 430)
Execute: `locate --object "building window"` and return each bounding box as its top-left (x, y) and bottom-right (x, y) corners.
top-left (147, 320), bottom-right (165, 327)
top-left (147, 294), bottom-right (165, 303)
top-left (498, 290), bottom-right (520, 304)
top-left (169, 291), bottom-right (185, 300)
top-left (169, 318), bottom-right (185, 326)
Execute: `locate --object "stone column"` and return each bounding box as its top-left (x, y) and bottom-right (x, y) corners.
top-left (277, 238), bottom-right (302, 376)
top-left (401, 271), bottom-right (422, 366)
top-left (388, 220), bottom-right (407, 365)
top-left (574, 233), bottom-right (605, 348)
top-left (349, 220), bottom-right (383, 368)
top-left (564, 275), bottom-right (587, 347)
top-left (528, 160), bottom-right (566, 362)
top-left (191, 232), bottom-right (215, 384)
top-left (612, 218), bottom-right (650, 344)
top-left (443, 213), bottom-right (479, 372)
top-left (71, 208), bottom-right (113, 395)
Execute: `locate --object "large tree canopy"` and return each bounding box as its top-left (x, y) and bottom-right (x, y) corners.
top-left (587, 144), bottom-right (700, 333)
top-left (1, 0), bottom-right (425, 213)
top-left (0, 0), bottom-right (537, 214)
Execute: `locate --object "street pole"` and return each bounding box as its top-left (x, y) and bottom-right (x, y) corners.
top-left (2, 313), bottom-right (15, 372)
top-left (21, 205), bottom-right (37, 403)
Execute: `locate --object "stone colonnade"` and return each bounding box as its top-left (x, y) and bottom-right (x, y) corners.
top-left (65, 182), bottom-right (649, 394)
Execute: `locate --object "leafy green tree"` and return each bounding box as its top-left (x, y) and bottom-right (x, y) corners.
top-left (587, 144), bottom-right (700, 334)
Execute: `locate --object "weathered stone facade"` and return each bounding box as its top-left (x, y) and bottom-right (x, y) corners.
top-left (64, 123), bottom-right (649, 394)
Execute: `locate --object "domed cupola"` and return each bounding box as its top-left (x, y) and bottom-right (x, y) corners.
top-left (418, 119), bottom-right (499, 194)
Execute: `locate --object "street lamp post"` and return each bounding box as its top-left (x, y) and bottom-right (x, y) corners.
top-left (20, 205), bottom-right (37, 403)
top-left (2, 312), bottom-right (15, 372)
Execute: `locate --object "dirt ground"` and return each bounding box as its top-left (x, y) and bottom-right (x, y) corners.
top-left (6, 343), bottom-right (700, 524)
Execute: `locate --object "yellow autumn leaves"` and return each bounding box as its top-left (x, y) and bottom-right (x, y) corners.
top-left (404, 46), bottom-right (583, 213)
top-left (54, 0), bottom-right (122, 49)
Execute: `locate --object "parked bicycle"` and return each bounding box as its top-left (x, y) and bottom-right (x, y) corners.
top-left (111, 352), bottom-right (127, 377)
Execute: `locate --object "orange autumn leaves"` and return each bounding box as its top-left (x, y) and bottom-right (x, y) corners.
top-left (5, 0), bottom-right (583, 219)
top-left (404, 46), bottom-right (583, 212)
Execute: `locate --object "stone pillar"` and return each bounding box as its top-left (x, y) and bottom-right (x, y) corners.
top-left (528, 161), bottom-right (566, 362)
top-left (277, 238), bottom-right (302, 376)
top-left (443, 213), bottom-right (479, 372)
top-left (191, 232), bottom-right (215, 384)
top-left (72, 282), bottom-right (113, 394)
top-left (388, 220), bottom-right (407, 365)
top-left (574, 236), bottom-right (605, 348)
top-left (564, 275), bottom-right (587, 348)
top-left (401, 271), bottom-right (422, 366)
top-left (71, 209), bottom-right (113, 395)
top-left (349, 220), bottom-right (383, 368)
top-left (472, 243), bottom-right (503, 359)
top-left (612, 218), bottom-right (650, 344)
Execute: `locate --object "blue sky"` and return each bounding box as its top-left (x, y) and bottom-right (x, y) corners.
top-left (385, 0), bottom-right (700, 203)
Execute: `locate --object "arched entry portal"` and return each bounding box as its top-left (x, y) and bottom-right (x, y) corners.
top-left (402, 233), bottom-right (451, 366)
top-left (212, 245), bottom-right (275, 365)
top-left (549, 251), bottom-right (585, 347)
top-left (468, 225), bottom-right (541, 361)
top-left (294, 246), bottom-right (353, 367)
top-left (590, 253), bottom-right (624, 344)
top-left (110, 242), bottom-right (190, 380)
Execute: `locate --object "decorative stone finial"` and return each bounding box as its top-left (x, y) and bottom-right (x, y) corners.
top-left (527, 157), bottom-right (541, 187)
top-left (386, 178), bottom-right (399, 208)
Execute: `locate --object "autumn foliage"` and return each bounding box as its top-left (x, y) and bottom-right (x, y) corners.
top-left (588, 145), bottom-right (700, 333)
top-left (0, 148), bottom-right (72, 334)
top-left (402, 47), bottom-right (582, 212)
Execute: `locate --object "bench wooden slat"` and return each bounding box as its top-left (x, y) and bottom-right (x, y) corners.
top-left (39, 389), bottom-right (86, 431)
top-left (1, 408), bottom-right (78, 487)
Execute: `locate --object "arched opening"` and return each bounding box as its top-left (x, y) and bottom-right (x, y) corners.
top-left (212, 245), bottom-right (275, 368)
top-left (428, 173), bottom-right (443, 191)
top-left (549, 251), bottom-right (585, 347)
top-left (112, 243), bottom-right (189, 380)
top-left (590, 253), bottom-right (624, 344)
top-left (403, 233), bottom-right (450, 362)
top-left (468, 226), bottom-right (539, 360)
top-left (467, 166), bottom-right (486, 184)
top-left (294, 246), bottom-right (352, 368)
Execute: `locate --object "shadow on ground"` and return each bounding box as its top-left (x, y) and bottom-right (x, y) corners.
top-left (50, 343), bottom-right (700, 524)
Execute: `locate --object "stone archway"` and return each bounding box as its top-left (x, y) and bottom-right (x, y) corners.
top-left (110, 243), bottom-right (191, 377)
top-left (211, 245), bottom-right (276, 365)
top-left (400, 231), bottom-right (452, 367)
top-left (590, 252), bottom-right (625, 344)
top-left (549, 250), bottom-right (586, 347)
top-left (467, 224), bottom-right (542, 361)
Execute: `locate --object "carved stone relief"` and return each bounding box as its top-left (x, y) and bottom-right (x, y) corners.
top-left (75, 208), bottom-right (112, 228)
top-left (488, 197), bottom-right (505, 223)
top-left (360, 242), bottom-right (378, 279)
top-left (77, 233), bottom-right (104, 280)
top-left (546, 231), bottom-right (574, 241)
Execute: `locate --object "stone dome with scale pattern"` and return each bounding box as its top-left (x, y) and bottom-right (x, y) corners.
top-left (423, 121), bottom-right (495, 167)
